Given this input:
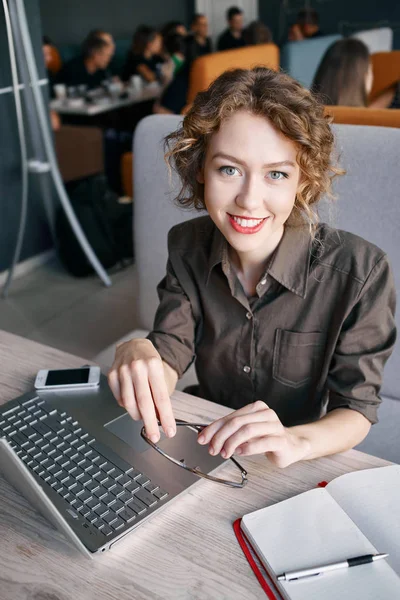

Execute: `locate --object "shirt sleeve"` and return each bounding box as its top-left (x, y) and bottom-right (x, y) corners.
top-left (326, 254), bottom-right (397, 424)
top-left (147, 257), bottom-right (196, 379)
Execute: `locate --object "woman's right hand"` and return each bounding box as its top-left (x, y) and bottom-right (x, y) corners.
top-left (107, 338), bottom-right (176, 443)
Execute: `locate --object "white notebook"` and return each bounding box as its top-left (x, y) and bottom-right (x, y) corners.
top-left (241, 465), bottom-right (400, 600)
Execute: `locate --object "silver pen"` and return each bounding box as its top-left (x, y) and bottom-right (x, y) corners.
top-left (277, 553), bottom-right (389, 582)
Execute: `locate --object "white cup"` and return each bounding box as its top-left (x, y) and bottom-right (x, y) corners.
top-left (53, 83), bottom-right (67, 100)
top-left (130, 75), bottom-right (143, 94)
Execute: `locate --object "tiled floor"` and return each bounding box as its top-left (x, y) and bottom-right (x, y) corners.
top-left (0, 257), bottom-right (139, 361)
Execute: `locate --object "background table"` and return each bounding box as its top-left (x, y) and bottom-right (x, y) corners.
top-left (0, 331), bottom-right (390, 600)
top-left (50, 85), bottom-right (161, 117)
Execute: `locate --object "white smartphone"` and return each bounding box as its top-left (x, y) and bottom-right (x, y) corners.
top-left (34, 366), bottom-right (101, 390)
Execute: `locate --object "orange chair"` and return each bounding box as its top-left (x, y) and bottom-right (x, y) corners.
top-left (369, 51), bottom-right (400, 103)
top-left (324, 105), bottom-right (400, 128)
top-left (186, 44), bottom-right (279, 105)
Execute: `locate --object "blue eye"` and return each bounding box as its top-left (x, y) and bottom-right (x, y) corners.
top-left (269, 171), bottom-right (288, 180)
top-left (219, 166), bottom-right (239, 176)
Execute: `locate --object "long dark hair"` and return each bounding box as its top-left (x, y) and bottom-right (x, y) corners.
top-left (312, 38), bottom-right (370, 107)
top-left (131, 25), bottom-right (159, 55)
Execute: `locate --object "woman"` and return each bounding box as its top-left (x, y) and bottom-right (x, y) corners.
top-left (122, 26), bottom-right (169, 84)
top-left (312, 38), bottom-right (373, 106)
top-left (109, 67), bottom-right (396, 469)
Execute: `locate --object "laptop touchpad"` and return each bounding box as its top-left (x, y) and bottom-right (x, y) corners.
top-left (104, 412), bottom-right (167, 454)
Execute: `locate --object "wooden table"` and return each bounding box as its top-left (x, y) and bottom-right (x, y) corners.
top-left (0, 331), bottom-right (390, 600)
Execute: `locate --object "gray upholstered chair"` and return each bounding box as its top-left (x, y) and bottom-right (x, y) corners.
top-left (95, 116), bottom-right (399, 462)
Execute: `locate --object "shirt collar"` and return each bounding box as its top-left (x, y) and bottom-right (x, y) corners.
top-left (206, 224), bottom-right (313, 298)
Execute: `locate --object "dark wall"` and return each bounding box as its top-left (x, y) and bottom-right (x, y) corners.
top-left (0, 0), bottom-right (52, 272)
top-left (259, 0), bottom-right (400, 48)
top-left (39, 0), bottom-right (195, 45)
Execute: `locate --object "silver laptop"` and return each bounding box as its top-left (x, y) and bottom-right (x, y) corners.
top-left (0, 374), bottom-right (225, 558)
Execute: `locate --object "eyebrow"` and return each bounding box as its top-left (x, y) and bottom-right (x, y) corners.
top-left (211, 152), bottom-right (296, 169)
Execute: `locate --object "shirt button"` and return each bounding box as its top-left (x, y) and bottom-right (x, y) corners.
top-left (260, 278), bottom-right (267, 285)
top-left (246, 312), bottom-right (252, 320)
top-left (243, 365), bottom-right (251, 374)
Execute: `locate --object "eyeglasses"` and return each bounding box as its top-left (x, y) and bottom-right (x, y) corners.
top-left (140, 419), bottom-right (248, 488)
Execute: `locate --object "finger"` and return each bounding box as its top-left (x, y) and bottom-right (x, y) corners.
top-left (198, 401), bottom-right (269, 445)
top-left (119, 365), bottom-right (141, 420)
top-left (207, 410), bottom-right (278, 456)
top-left (147, 358), bottom-right (176, 438)
top-left (108, 368), bottom-right (122, 406)
top-left (235, 435), bottom-right (285, 457)
top-left (131, 362), bottom-right (160, 442)
top-left (220, 421), bottom-right (282, 458)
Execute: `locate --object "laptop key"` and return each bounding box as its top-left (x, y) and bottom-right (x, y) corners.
top-left (115, 474), bottom-right (132, 487)
top-left (103, 512), bottom-right (118, 526)
top-left (90, 441), bottom-right (135, 475)
top-left (135, 474), bottom-right (150, 487)
top-left (111, 517), bottom-right (125, 530)
top-left (153, 488), bottom-right (168, 500)
top-left (93, 486), bottom-right (108, 499)
top-left (94, 503), bottom-right (109, 518)
top-left (118, 506), bottom-right (136, 523)
top-left (87, 498), bottom-right (100, 510)
top-left (100, 524), bottom-right (113, 536)
top-left (129, 497), bottom-right (147, 515)
top-left (102, 493), bottom-right (117, 507)
top-left (85, 480), bottom-right (100, 494)
top-left (118, 490), bottom-right (134, 504)
top-left (111, 499), bottom-right (125, 513)
top-left (125, 481), bottom-right (140, 494)
top-left (145, 483), bottom-right (159, 493)
top-left (135, 488), bottom-right (158, 507)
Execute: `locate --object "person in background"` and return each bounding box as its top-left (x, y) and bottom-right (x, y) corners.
top-left (312, 39), bottom-right (373, 107)
top-left (164, 33), bottom-right (186, 76)
top-left (161, 21), bottom-right (187, 39)
top-left (217, 6), bottom-right (245, 52)
top-left (185, 14), bottom-right (212, 63)
top-left (42, 35), bottom-right (59, 97)
top-left (243, 20), bottom-right (273, 46)
top-left (288, 9), bottom-right (322, 41)
top-left (57, 35), bottom-right (114, 89)
top-left (369, 79), bottom-right (400, 109)
top-left (153, 59), bottom-right (191, 115)
top-left (122, 26), bottom-right (171, 84)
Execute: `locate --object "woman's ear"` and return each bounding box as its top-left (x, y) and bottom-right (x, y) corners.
top-left (196, 168), bottom-right (204, 184)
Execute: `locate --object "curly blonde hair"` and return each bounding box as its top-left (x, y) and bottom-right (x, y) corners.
top-left (165, 66), bottom-right (344, 232)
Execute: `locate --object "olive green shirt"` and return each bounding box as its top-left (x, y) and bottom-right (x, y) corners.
top-left (148, 216), bottom-right (396, 426)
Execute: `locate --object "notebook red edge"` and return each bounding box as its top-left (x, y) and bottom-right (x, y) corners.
top-left (233, 481), bottom-right (329, 598)
top-left (233, 518), bottom-right (283, 600)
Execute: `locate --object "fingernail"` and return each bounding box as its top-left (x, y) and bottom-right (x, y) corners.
top-left (209, 446), bottom-right (215, 455)
top-left (198, 435), bottom-right (205, 444)
top-left (221, 449), bottom-right (227, 458)
top-left (236, 448), bottom-right (243, 455)
top-left (150, 433), bottom-right (160, 443)
top-left (166, 427), bottom-right (175, 438)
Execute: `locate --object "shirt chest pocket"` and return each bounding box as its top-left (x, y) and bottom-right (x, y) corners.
top-left (272, 329), bottom-right (324, 388)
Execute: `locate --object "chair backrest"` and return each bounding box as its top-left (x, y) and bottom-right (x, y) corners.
top-left (320, 124), bottom-right (400, 400)
top-left (133, 116), bottom-right (399, 400)
top-left (133, 115), bottom-right (199, 330)
top-left (352, 27), bottom-right (393, 54)
top-left (186, 44), bottom-right (279, 104)
top-left (324, 105), bottom-right (400, 128)
top-left (370, 51), bottom-right (400, 102)
top-left (280, 34), bottom-right (342, 88)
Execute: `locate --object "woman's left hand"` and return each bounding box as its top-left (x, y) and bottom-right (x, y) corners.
top-left (197, 401), bottom-right (310, 468)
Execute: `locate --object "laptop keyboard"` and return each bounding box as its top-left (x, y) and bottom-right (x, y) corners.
top-left (0, 396), bottom-right (168, 537)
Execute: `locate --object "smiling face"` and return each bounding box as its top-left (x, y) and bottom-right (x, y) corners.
top-left (198, 110), bottom-right (301, 268)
